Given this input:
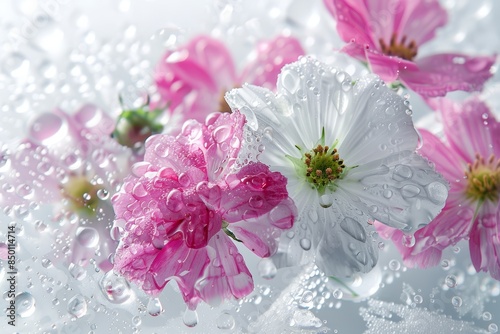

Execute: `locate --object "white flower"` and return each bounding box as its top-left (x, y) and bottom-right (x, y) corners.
top-left (226, 57), bottom-right (448, 277)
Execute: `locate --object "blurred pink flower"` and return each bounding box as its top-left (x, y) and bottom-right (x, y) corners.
top-left (377, 97), bottom-right (500, 279)
top-left (0, 105), bottom-right (133, 270)
top-left (112, 112), bottom-right (296, 309)
top-left (153, 34), bottom-right (304, 122)
top-left (324, 0), bottom-right (496, 97)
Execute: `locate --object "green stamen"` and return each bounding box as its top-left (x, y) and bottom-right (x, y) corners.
top-left (465, 153), bottom-right (500, 203)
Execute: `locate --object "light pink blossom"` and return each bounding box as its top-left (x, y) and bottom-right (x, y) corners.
top-left (324, 0), bottom-right (496, 97)
top-left (112, 112), bottom-right (296, 309)
top-left (153, 34), bottom-right (304, 122)
top-left (0, 105), bottom-right (132, 270)
top-left (377, 97), bottom-right (500, 279)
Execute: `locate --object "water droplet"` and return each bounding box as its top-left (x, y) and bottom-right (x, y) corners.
top-left (41, 258), bottom-right (52, 268)
top-left (441, 259), bottom-right (450, 269)
top-left (99, 271), bottom-right (132, 304)
top-left (389, 259), bottom-right (401, 271)
top-left (451, 296), bottom-right (462, 308)
top-left (16, 292), bottom-right (36, 317)
top-left (340, 217), bottom-right (366, 242)
top-left (445, 275), bottom-right (457, 288)
top-left (299, 291), bottom-right (314, 307)
top-left (426, 182), bottom-right (448, 204)
top-left (248, 195), bottom-right (263, 208)
top-left (402, 234), bottom-right (415, 247)
top-left (97, 189), bottom-right (109, 200)
top-left (333, 289), bottom-right (343, 299)
top-left (68, 295), bottom-right (87, 318)
top-left (147, 297), bottom-right (163, 316)
top-left (183, 308), bottom-right (198, 327)
top-left (383, 189), bottom-right (393, 198)
top-left (213, 125), bottom-right (231, 143)
top-left (258, 258), bottom-right (277, 279)
top-left (166, 189), bottom-right (184, 212)
top-left (300, 238), bottom-right (311, 250)
top-left (76, 227), bottom-right (99, 248)
top-left (401, 184), bottom-right (420, 198)
top-left (483, 312), bottom-right (492, 321)
top-left (488, 324), bottom-right (498, 333)
top-left (216, 311), bottom-right (235, 330)
top-left (413, 295), bottom-right (423, 304)
top-left (319, 194), bottom-right (333, 208)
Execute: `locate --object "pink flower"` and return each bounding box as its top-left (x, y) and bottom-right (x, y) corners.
top-left (324, 0), bottom-right (496, 97)
top-left (377, 97), bottom-right (500, 279)
top-left (0, 105), bottom-right (133, 270)
top-left (153, 34), bottom-right (304, 122)
top-left (112, 112), bottom-right (296, 309)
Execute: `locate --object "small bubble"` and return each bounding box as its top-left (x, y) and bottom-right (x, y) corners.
top-left (389, 259), bottom-right (401, 271)
top-left (414, 295), bottom-right (423, 304)
top-left (483, 312), bottom-right (492, 321)
top-left (445, 275), bottom-right (457, 288)
top-left (333, 289), bottom-right (343, 299)
top-left (451, 296), bottom-right (462, 308)
top-left (489, 324), bottom-right (498, 333)
top-left (216, 311), bottom-right (235, 330)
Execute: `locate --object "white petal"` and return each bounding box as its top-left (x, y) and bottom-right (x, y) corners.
top-left (315, 199), bottom-right (378, 277)
top-left (340, 151), bottom-right (449, 231)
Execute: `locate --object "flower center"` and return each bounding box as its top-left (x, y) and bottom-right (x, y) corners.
top-left (304, 144), bottom-right (345, 190)
top-left (379, 33), bottom-right (418, 61)
top-left (113, 107), bottom-right (164, 150)
top-left (62, 176), bottom-right (102, 215)
top-left (464, 153), bottom-right (500, 203)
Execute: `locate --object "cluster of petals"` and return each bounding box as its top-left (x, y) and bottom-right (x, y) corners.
top-left (377, 97), bottom-right (500, 279)
top-left (112, 111), bottom-right (296, 309)
top-left (324, 0), bottom-right (496, 98)
top-left (226, 57), bottom-right (448, 278)
top-left (0, 105), bottom-right (132, 269)
top-left (153, 34), bottom-right (304, 122)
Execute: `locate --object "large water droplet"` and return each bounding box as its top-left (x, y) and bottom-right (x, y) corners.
top-left (76, 227), bottom-right (99, 248)
top-left (29, 113), bottom-right (66, 143)
top-left (183, 308), bottom-right (198, 327)
top-left (300, 238), bottom-right (311, 250)
top-left (319, 194), bottom-right (333, 208)
top-left (147, 297), bottom-right (163, 316)
top-left (426, 182), bottom-right (447, 204)
top-left (340, 217), bottom-right (366, 242)
top-left (67, 294), bottom-right (87, 318)
top-left (166, 189), bottom-right (183, 212)
top-left (392, 165), bottom-right (413, 181)
top-left (16, 292), bottom-right (36, 317)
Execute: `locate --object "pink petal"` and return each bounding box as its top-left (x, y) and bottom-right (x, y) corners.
top-left (395, 0), bottom-right (447, 46)
top-left (154, 35), bottom-right (237, 121)
top-left (147, 238), bottom-right (209, 306)
top-left (323, 0), bottom-right (375, 47)
top-left (400, 54), bottom-right (496, 97)
top-left (239, 35), bottom-right (305, 90)
top-left (341, 43), bottom-right (417, 82)
top-left (436, 97), bottom-right (498, 162)
top-left (221, 162), bottom-right (292, 223)
top-left (469, 201), bottom-right (500, 280)
top-left (202, 112), bottom-right (245, 183)
top-left (418, 129), bottom-right (464, 183)
top-left (196, 232), bottom-right (253, 306)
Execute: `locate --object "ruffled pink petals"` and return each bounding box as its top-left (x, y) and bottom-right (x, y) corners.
top-left (239, 35), bottom-right (305, 90)
top-left (401, 54), bottom-right (496, 98)
top-left (196, 232), bottom-right (253, 306)
top-left (113, 112), bottom-right (295, 307)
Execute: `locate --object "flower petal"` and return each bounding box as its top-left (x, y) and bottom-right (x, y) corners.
top-left (315, 201), bottom-right (378, 277)
top-left (239, 35), bottom-right (304, 90)
top-left (436, 97), bottom-right (498, 162)
top-left (469, 201), bottom-right (500, 280)
top-left (344, 151), bottom-right (448, 231)
top-left (401, 54), bottom-right (496, 97)
top-left (196, 232), bottom-right (253, 306)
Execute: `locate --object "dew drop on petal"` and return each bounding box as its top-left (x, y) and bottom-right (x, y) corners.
top-left (213, 125), bottom-right (232, 143)
top-left (319, 194), bottom-right (333, 208)
top-left (402, 234), bottom-right (415, 247)
top-left (67, 294), bottom-right (87, 318)
top-left (340, 217), bottom-right (366, 242)
top-left (183, 308), bottom-right (198, 327)
top-left (300, 238), bottom-right (311, 250)
top-left (76, 227), bottom-right (99, 248)
top-left (166, 189), bottom-right (184, 212)
top-left (97, 189), bottom-right (109, 200)
top-left (147, 297), bottom-right (163, 316)
top-left (426, 181), bottom-right (448, 204)
top-left (401, 184), bottom-right (421, 198)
